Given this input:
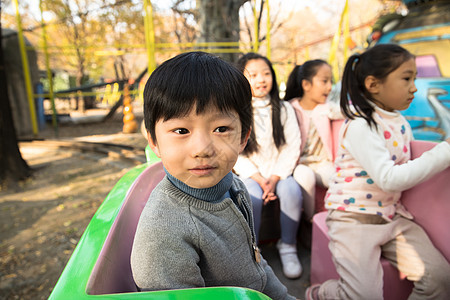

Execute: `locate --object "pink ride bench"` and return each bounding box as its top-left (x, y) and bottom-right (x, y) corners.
top-left (314, 119), bottom-right (343, 213)
top-left (310, 140), bottom-right (450, 299)
top-left (86, 162), bottom-right (165, 294)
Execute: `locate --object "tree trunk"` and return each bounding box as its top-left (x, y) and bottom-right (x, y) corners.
top-left (197, 0), bottom-right (249, 63)
top-left (0, 5), bottom-right (32, 187)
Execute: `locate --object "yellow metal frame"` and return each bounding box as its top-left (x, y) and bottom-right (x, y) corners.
top-left (253, 0), bottom-right (259, 52)
top-left (40, 0), bottom-right (58, 135)
top-left (14, 0), bottom-right (38, 135)
top-left (266, 0), bottom-right (271, 59)
top-left (328, 0), bottom-right (350, 83)
top-left (252, 0), bottom-right (271, 56)
top-left (144, 0), bottom-right (156, 75)
top-left (13, 0), bottom-right (274, 135)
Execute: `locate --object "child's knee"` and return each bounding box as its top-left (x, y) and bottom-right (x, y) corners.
top-left (277, 179), bottom-right (302, 199)
top-left (350, 283), bottom-right (383, 300)
top-left (293, 165), bottom-right (316, 190)
top-left (419, 262), bottom-right (450, 297)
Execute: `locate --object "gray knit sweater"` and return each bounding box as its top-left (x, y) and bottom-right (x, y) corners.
top-left (130, 173), bottom-right (295, 300)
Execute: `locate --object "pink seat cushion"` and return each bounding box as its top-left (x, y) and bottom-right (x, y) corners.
top-left (401, 141), bottom-right (450, 262)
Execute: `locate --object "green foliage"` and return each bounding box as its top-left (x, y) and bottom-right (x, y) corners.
top-left (40, 73), bottom-right (69, 91)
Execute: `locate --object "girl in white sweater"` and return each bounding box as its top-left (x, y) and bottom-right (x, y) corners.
top-left (306, 44), bottom-right (450, 300)
top-left (234, 53), bottom-right (303, 279)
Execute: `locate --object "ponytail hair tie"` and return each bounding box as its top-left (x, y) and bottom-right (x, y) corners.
top-left (352, 55), bottom-right (360, 71)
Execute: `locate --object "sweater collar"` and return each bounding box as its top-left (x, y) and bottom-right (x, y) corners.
top-left (252, 95), bottom-right (271, 108)
top-left (369, 100), bottom-right (401, 119)
top-left (164, 168), bottom-right (233, 203)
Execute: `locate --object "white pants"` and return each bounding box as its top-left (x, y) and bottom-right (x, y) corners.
top-left (320, 210), bottom-right (450, 300)
top-left (293, 161), bottom-right (334, 220)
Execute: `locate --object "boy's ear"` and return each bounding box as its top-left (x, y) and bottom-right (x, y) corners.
top-left (239, 128), bottom-right (252, 153)
top-left (147, 131), bottom-right (161, 158)
top-left (364, 75), bottom-right (380, 94)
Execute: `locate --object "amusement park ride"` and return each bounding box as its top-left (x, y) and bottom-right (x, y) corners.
top-left (49, 1), bottom-right (450, 299)
top-left (370, 0), bottom-right (450, 141)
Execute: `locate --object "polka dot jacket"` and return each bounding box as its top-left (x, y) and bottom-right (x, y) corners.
top-left (325, 108), bottom-right (414, 221)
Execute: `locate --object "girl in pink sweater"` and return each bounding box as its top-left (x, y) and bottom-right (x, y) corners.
top-left (285, 60), bottom-right (341, 220)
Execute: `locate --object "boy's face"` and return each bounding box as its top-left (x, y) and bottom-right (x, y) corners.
top-left (148, 106), bottom-right (250, 189)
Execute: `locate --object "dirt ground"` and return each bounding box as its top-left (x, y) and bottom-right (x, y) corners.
top-left (0, 109), bottom-right (148, 299)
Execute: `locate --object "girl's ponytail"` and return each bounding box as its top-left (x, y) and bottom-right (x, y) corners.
top-left (284, 65), bottom-right (303, 100)
top-left (340, 54), bottom-right (360, 118)
top-left (340, 54), bottom-right (376, 128)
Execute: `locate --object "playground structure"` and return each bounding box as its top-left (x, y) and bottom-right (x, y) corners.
top-left (7, 0), bottom-right (274, 140)
top-left (7, 0), bottom-right (449, 142)
top-left (8, 0), bottom-right (367, 141)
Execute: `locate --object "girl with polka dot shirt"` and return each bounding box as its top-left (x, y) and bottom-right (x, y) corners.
top-left (305, 44), bottom-right (450, 300)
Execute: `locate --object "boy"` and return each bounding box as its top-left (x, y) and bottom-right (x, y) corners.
top-left (131, 52), bottom-right (295, 300)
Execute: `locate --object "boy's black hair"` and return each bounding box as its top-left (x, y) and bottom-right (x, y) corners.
top-left (284, 59), bottom-right (330, 101)
top-left (236, 52), bottom-right (285, 151)
top-left (144, 51), bottom-right (257, 155)
top-left (340, 43), bottom-right (415, 128)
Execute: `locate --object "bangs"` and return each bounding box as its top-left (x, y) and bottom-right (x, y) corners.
top-left (157, 56), bottom-right (239, 120)
top-left (144, 52), bottom-right (252, 141)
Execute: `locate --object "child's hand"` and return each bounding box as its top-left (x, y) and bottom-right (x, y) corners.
top-left (267, 175), bottom-right (280, 192)
top-left (446, 137), bottom-right (450, 144)
top-left (262, 175), bottom-right (280, 204)
top-left (250, 174), bottom-right (274, 202)
top-left (261, 181), bottom-right (276, 203)
top-left (263, 192), bottom-right (277, 204)
top-left (251, 174), bottom-right (281, 203)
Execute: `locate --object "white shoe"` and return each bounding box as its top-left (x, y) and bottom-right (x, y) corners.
top-left (276, 240), bottom-right (302, 279)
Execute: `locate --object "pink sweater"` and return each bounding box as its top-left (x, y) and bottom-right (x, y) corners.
top-left (289, 100), bottom-right (338, 162)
